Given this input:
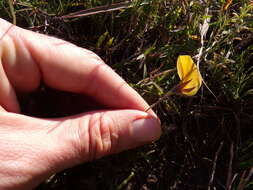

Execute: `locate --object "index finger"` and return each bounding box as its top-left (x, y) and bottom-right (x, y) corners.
top-left (0, 19), bottom-right (152, 114)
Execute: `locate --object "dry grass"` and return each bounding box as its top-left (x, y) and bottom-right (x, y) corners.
top-left (0, 0), bottom-right (252, 189)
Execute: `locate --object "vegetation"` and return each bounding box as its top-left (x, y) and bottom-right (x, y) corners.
top-left (0, 0), bottom-right (252, 189)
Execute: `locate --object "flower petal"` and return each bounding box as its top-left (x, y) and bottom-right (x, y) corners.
top-left (176, 55), bottom-right (202, 96)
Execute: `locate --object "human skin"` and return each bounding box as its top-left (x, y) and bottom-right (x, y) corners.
top-left (0, 19), bottom-right (161, 190)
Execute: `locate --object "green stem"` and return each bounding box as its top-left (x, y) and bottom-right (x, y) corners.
top-left (8, 0), bottom-right (16, 25)
top-left (117, 171), bottom-right (135, 190)
top-left (145, 90), bottom-right (174, 112)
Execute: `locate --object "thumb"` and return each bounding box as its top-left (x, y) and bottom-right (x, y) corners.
top-left (50, 109), bottom-right (161, 166)
top-left (0, 109), bottom-right (160, 190)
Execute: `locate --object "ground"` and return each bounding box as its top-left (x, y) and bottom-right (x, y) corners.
top-left (0, 0), bottom-right (253, 189)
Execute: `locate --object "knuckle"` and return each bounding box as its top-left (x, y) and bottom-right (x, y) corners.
top-left (86, 113), bottom-right (119, 160)
top-left (83, 49), bottom-right (104, 63)
top-left (76, 113), bottom-right (119, 161)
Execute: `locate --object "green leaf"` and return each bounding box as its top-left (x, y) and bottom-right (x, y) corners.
top-left (96, 31), bottom-right (109, 48)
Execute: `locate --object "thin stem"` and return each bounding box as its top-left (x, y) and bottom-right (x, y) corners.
top-left (8, 0), bottom-right (16, 25)
top-left (145, 90), bottom-right (173, 112)
top-left (60, 1), bottom-right (131, 19)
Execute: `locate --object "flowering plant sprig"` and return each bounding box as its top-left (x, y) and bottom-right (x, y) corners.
top-left (146, 55), bottom-right (202, 111)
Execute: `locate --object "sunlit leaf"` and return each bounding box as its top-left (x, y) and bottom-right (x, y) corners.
top-left (176, 55), bottom-right (202, 96)
top-left (223, 0), bottom-right (233, 11)
top-left (96, 31), bottom-right (109, 48)
top-left (106, 37), bottom-right (115, 47)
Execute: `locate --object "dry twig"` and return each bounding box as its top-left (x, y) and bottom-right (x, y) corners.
top-left (226, 143), bottom-right (234, 190)
top-left (208, 141), bottom-right (224, 190)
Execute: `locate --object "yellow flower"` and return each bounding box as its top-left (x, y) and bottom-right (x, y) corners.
top-left (176, 55), bottom-right (202, 96)
top-left (145, 55), bottom-right (203, 111)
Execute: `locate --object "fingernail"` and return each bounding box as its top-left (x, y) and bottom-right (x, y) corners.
top-left (131, 117), bottom-right (161, 142)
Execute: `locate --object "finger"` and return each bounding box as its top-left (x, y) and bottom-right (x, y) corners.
top-left (50, 110), bottom-right (161, 164)
top-left (0, 57), bottom-right (20, 113)
top-left (0, 105), bottom-right (7, 112)
top-left (0, 19), bottom-right (153, 114)
top-left (1, 110), bottom-right (161, 190)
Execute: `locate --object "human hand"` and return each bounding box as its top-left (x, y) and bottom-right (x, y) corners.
top-left (0, 19), bottom-right (161, 190)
